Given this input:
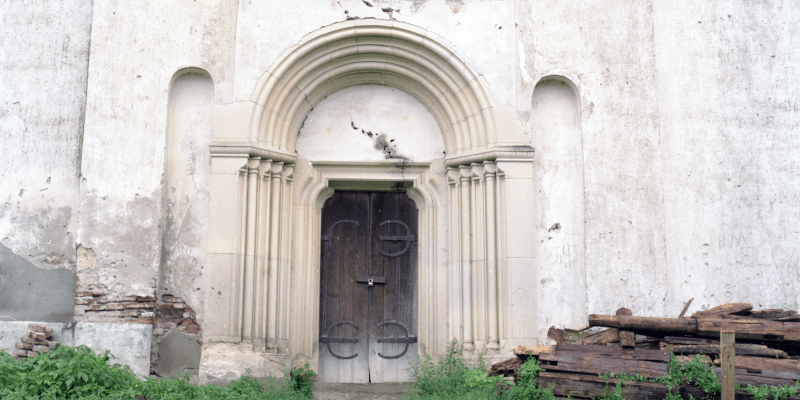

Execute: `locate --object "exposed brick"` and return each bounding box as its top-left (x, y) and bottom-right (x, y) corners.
top-left (121, 302), bottom-right (155, 309)
top-left (180, 325), bottom-right (199, 334)
top-left (21, 336), bottom-right (48, 345)
top-left (136, 296), bottom-right (156, 302)
top-left (161, 295), bottom-right (181, 303)
top-left (28, 331), bottom-right (47, 341)
top-left (33, 345), bottom-right (51, 353)
top-left (140, 311), bottom-right (154, 318)
top-left (28, 324), bottom-right (46, 333)
top-left (27, 351), bottom-right (39, 358)
top-left (75, 297), bottom-right (97, 305)
top-left (88, 303), bottom-right (125, 311)
top-left (120, 310), bottom-right (140, 317)
top-left (137, 317), bottom-right (154, 324)
top-left (12, 349), bottom-right (28, 357)
top-left (15, 342), bottom-right (33, 350)
top-left (48, 341), bottom-right (60, 350)
top-left (76, 290), bottom-right (104, 297)
top-left (156, 322), bottom-right (178, 331)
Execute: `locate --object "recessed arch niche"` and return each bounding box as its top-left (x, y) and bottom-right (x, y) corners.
top-left (295, 84), bottom-right (445, 162)
top-left (202, 20), bottom-right (535, 381)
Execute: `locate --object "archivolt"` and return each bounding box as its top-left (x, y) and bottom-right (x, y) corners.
top-left (248, 19), bottom-right (497, 157)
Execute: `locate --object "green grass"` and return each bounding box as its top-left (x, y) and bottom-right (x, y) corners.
top-left (0, 345), bottom-right (314, 400)
top-left (403, 341), bottom-right (555, 400)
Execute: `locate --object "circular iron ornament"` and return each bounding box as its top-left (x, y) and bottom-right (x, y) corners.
top-left (319, 321), bottom-right (359, 360)
top-left (378, 220), bottom-right (416, 257)
top-left (376, 321), bottom-right (418, 359)
top-left (321, 220), bottom-right (359, 249)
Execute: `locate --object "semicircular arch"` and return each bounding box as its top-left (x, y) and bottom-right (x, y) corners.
top-left (249, 20), bottom-right (496, 158)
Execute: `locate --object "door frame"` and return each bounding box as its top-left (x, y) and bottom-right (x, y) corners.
top-left (289, 159), bottom-right (449, 372)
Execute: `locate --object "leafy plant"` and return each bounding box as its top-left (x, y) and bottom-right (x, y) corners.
top-left (738, 382), bottom-right (800, 400)
top-left (0, 345), bottom-right (313, 400)
top-left (288, 362), bottom-right (316, 397)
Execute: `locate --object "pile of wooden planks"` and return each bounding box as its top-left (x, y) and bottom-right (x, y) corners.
top-left (498, 303), bottom-right (800, 399)
top-left (11, 324), bottom-right (60, 359)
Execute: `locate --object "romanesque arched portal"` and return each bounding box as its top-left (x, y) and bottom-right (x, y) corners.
top-left (202, 20), bottom-right (534, 380)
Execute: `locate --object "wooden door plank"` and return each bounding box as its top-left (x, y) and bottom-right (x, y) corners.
top-left (318, 192), bottom-right (370, 383)
top-left (369, 191), bottom-right (418, 383)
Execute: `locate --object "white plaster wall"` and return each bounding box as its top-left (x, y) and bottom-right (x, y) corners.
top-left (530, 78), bottom-right (586, 339)
top-left (161, 71), bottom-right (215, 319)
top-left (654, 0), bottom-right (800, 312)
top-left (78, 0), bottom-right (236, 299)
top-left (0, 0), bottom-right (92, 270)
top-left (517, 0), bottom-right (668, 319)
top-left (232, 0), bottom-right (515, 108)
top-left (296, 85), bottom-right (445, 162)
top-left (3, 0), bottom-right (800, 352)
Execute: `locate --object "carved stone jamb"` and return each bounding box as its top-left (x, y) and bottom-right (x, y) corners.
top-left (445, 146), bottom-right (533, 352)
top-left (483, 161), bottom-right (500, 350)
top-left (458, 165), bottom-right (474, 350)
top-left (242, 158), bottom-right (261, 341)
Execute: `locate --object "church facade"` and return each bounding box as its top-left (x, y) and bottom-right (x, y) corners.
top-left (2, 0), bottom-right (799, 383)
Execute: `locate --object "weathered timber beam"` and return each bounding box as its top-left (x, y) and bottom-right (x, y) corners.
top-left (697, 319), bottom-right (800, 342)
top-left (692, 303), bottom-right (753, 319)
top-left (669, 344), bottom-right (788, 358)
top-left (588, 315), bottom-right (698, 333)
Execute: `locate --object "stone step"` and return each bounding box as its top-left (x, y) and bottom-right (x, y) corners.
top-left (312, 382), bottom-right (411, 400)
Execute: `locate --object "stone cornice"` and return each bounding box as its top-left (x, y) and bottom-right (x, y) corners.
top-left (444, 146), bottom-right (535, 167)
top-left (209, 142), bottom-right (297, 164)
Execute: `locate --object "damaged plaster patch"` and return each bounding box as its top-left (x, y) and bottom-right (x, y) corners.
top-left (0, 242), bottom-right (76, 322)
top-left (350, 121), bottom-right (410, 160)
top-left (296, 85), bottom-right (444, 162)
top-left (199, 342), bottom-right (288, 385)
top-left (446, 0), bottom-right (464, 13)
top-left (0, 205), bottom-right (75, 270)
top-left (77, 189), bottom-right (162, 299)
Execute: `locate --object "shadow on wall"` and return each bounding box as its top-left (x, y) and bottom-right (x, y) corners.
top-left (530, 76), bottom-right (588, 337)
top-left (0, 243), bottom-right (76, 322)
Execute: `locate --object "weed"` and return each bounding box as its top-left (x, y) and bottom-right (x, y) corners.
top-left (405, 341), bottom-right (555, 400)
top-left (288, 362), bottom-right (316, 397)
top-left (0, 345), bottom-right (313, 399)
top-left (738, 382), bottom-right (800, 400)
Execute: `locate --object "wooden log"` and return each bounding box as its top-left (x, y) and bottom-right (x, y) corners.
top-left (692, 303), bottom-right (753, 319)
top-left (669, 344), bottom-right (788, 358)
top-left (616, 308), bottom-right (636, 348)
top-left (712, 355), bottom-right (800, 373)
top-left (555, 344), bottom-right (670, 362)
top-left (589, 315), bottom-right (698, 334)
top-left (579, 328), bottom-right (620, 345)
top-left (548, 326), bottom-right (566, 344)
top-left (678, 298), bottom-right (694, 318)
top-left (537, 371), bottom-right (719, 400)
top-left (539, 351), bottom-right (670, 378)
top-left (514, 345), bottom-right (555, 359)
top-left (721, 330), bottom-right (735, 400)
top-left (713, 368), bottom-right (800, 387)
top-left (663, 336), bottom-right (718, 345)
top-left (748, 309), bottom-right (800, 322)
top-left (488, 358), bottom-right (522, 380)
top-left (697, 319), bottom-right (800, 342)
top-left (620, 331), bottom-right (636, 348)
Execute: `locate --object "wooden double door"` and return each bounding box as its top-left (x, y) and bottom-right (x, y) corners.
top-left (318, 191), bottom-right (418, 383)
